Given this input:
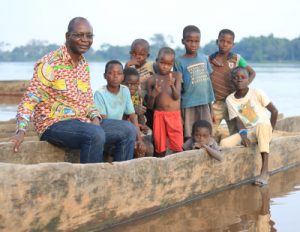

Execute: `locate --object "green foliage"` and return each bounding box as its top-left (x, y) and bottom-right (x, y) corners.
top-left (1, 34), bottom-right (300, 62)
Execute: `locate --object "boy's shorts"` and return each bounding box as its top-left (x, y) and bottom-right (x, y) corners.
top-left (181, 105), bottom-right (212, 138)
top-left (153, 110), bottom-right (183, 153)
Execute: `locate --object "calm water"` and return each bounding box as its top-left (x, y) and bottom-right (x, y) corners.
top-left (0, 62), bottom-right (300, 121)
top-left (99, 166), bottom-right (300, 232)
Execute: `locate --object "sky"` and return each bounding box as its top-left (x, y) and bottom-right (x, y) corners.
top-left (1, 0), bottom-right (300, 50)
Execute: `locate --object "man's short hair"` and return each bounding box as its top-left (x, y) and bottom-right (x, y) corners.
top-left (67, 17), bottom-right (89, 32)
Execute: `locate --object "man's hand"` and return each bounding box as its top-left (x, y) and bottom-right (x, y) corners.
top-left (11, 130), bottom-right (25, 152)
top-left (91, 116), bottom-right (101, 125)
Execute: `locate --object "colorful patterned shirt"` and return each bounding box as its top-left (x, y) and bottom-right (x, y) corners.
top-left (16, 45), bottom-right (100, 135)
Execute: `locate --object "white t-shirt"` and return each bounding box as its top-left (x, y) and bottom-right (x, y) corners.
top-left (226, 88), bottom-right (271, 128)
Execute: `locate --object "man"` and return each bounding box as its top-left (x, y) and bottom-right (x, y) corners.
top-left (11, 17), bottom-right (136, 163)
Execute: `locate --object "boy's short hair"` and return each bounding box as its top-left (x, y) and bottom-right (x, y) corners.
top-left (157, 47), bottom-right (175, 59)
top-left (123, 67), bottom-right (140, 81)
top-left (231, 67), bottom-right (249, 78)
top-left (183, 25), bottom-right (201, 38)
top-left (131, 39), bottom-right (150, 51)
top-left (192, 120), bottom-right (212, 135)
top-left (218, 29), bottom-right (235, 41)
top-left (105, 60), bottom-right (123, 74)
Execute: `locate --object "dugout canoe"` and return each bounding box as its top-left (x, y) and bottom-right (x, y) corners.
top-left (0, 116), bottom-right (300, 231)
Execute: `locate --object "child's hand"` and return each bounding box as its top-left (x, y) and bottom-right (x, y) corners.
top-left (136, 104), bottom-right (147, 115)
top-left (139, 124), bottom-right (149, 134)
top-left (152, 79), bottom-right (163, 96)
top-left (192, 142), bottom-right (203, 150)
top-left (135, 140), bottom-right (146, 158)
top-left (126, 58), bottom-right (140, 67)
top-left (168, 73), bottom-right (175, 87)
top-left (241, 137), bottom-right (251, 147)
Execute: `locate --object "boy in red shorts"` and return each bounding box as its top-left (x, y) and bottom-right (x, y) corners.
top-left (147, 47), bottom-right (183, 157)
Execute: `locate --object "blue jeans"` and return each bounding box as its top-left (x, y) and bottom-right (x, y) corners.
top-left (40, 119), bottom-right (135, 163)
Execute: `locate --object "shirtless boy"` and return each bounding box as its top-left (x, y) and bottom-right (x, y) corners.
top-left (147, 47), bottom-right (183, 156)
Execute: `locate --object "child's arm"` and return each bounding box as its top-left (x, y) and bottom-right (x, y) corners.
top-left (266, 102), bottom-right (278, 130)
top-left (169, 72), bottom-right (182, 100)
top-left (246, 65), bottom-right (256, 83)
top-left (128, 113), bottom-right (146, 156)
top-left (202, 144), bottom-right (223, 161)
top-left (147, 77), bottom-right (161, 110)
top-left (209, 103), bottom-right (215, 123)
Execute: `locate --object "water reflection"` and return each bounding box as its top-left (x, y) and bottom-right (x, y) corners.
top-left (102, 166), bottom-right (300, 232)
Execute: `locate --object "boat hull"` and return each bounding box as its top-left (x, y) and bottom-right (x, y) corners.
top-left (0, 117), bottom-right (300, 231)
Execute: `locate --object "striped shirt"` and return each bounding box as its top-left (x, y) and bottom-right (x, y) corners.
top-left (210, 52), bottom-right (248, 101)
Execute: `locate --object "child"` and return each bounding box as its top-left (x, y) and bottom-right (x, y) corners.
top-left (209, 29), bottom-right (256, 136)
top-left (125, 39), bottom-right (157, 130)
top-left (122, 67), bottom-right (148, 134)
top-left (93, 60), bottom-right (145, 158)
top-left (123, 67), bottom-right (154, 157)
top-left (220, 67), bottom-right (278, 186)
top-left (125, 39), bottom-right (156, 94)
top-left (174, 25), bottom-right (215, 140)
top-left (147, 47), bottom-right (183, 156)
top-left (183, 120), bottom-right (222, 161)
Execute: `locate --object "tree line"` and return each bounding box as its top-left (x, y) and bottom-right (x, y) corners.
top-left (0, 34), bottom-right (299, 62)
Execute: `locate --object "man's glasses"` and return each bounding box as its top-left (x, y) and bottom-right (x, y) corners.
top-left (70, 33), bottom-right (94, 41)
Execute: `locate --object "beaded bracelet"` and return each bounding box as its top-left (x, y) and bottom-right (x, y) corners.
top-left (239, 129), bottom-right (248, 135)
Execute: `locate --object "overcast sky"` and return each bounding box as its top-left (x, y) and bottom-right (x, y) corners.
top-left (1, 0), bottom-right (299, 50)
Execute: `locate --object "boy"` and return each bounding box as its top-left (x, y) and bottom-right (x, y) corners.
top-left (210, 29), bottom-right (256, 136)
top-left (125, 39), bottom-right (156, 94)
top-left (220, 67), bottom-right (278, 186)
top-left (125, 39), bottom-right (157, 130)
top-left (122, 67), bottom-right (148, 134)
top-left (147, 47), bottom-right (183, 156)
top-left (94, 60), bottom-right (146, 158)
top-left (123, 67), bottom-right (154, 157)
top-left (174, 25), bottom-right (215, 140)
top-left (183, 120), bottom-right (222, 161)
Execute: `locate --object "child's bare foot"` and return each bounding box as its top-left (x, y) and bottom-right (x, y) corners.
top-left (254, 173), bottom-right (269, 186)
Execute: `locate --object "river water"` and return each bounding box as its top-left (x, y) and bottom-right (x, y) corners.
top-left (100, 166), bottom-right (300, 232)
top-left (0, 62), bottom-right (300, 121)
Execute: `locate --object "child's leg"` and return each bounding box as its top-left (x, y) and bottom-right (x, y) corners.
top-left (165, 111), bottom-right (183, 153)
top-left (212, 101), bottom-right (226, 134)
top-left (254, 123), bottom-right (273, 185)
top-left (220, 133), bottom-right (242, 148)
top-left (153, 111), bottom-right (167, 155)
